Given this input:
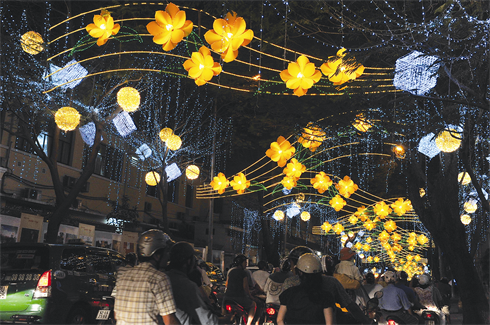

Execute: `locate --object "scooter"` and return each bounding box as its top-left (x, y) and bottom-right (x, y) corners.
top-left (263, 303), bottom-right (280, 324)
top-left (420, 309), bottom-right (441, 325)
top-left (365, 291), bottom-right (383, 324)
top-left (222, 299), bottom-right (249, 325)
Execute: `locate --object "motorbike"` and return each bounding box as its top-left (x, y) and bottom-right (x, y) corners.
top-left (420, 309), bottom-right (440, 325)
top-left (364, 291), bottom-right (383, 324)
top-left (263, 303), bottom-right (280, 324)
top-left (96, 296), bottom-right (115, 325)
top-left (222, 299), bottom-right (249, 325)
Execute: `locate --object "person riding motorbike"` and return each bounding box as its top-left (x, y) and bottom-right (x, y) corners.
top-left (413, 274), bottom-right (448, 325)
top-left (378, 271), bottom-right (419, 325)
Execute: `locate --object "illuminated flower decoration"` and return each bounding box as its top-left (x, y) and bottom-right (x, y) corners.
top-left (266, 136), bottom-right (296, 167)
top-left (367, 256), bottom-right (373, 262)
top-left (391, 232), bottom-right (402, 242)
top-left (183, 46), bottom-right (222, 86)
top-left (353, 114), bottom-right (372, 132)
top-left (20, 31), bottom-right (44, 55)
top-left (348, 215), bottom-right (358, 225)
top-left (354, 242), bottom-right (363, 251)
top-left (298, 123), bottom-right (326, 152)
top-left (355, 206), bottom-right (367, 221)
top-left (321, 221), bottom-right (332, 233)
top-left (374, 256), bottom-right (380, 263)
top-left (210, 172), bottom-right (229, 194)
top-left (373, 201), bottom-right (392, 219)
top-left (283, 158), bottom-right (306, 179)
top-left (384, 220), bottom-right (397, 233)
top-left (229, 172), bottom-right (250, 194)
top-left (378, 230), bottom-right (390, 242)
top-left (382, 242), bottom-right (392, 251)
top-left (366, 237), bottom-right (373, 244)
top-left (417, 234), bottom-right (429, 245)
top-left (204, 11), bottom-right (253, 63)
top-left (414, 255), bottom-right (421, 262)
top-left (333, 223), bottom-right (344, 235)
top-left (86, 10), bottom-right (120, 46)
top-left (362, 244), bottom-right (371, 252)
top-left (310, 172), bottom-right (333, 194)
top-left (281, 176), bottom-right (297, 190)
top-left (408, 236), bottom-right (418, 247)
top-left (335, 176), bottom-right (358, 198)
top-left (146, 3), bottom-right (193, 51)
top-left (393, 244), bottom-right (402, 252)
top-left (280, 55), bottom-right (322, 97)
top-left (320, 48), bottom-right (365, 85)
top-left (55, 107), bottom-right (80, 131)
top-left (363, 219), bottom-right (375, 231)
top-left (329, 195), bottom-right (346, 212)
top-left (391, 198), bottom-right (412, 216)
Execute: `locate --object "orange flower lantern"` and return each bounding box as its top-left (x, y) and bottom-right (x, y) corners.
top-left (183, 46), bottom-right (222, 86)
top-left (280, 55), bottom-right (322, 97)
top-left (86, 10), bottom-right (120, 46)
top-left (266, 136), bottom-right (296, 167)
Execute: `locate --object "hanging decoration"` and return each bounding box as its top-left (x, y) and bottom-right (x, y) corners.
top-left (435, 128), bottom-right (462, 153)
top-left (418, 133), bottom-right (441, 158)
top-left (266, 136), bottom-right (296, 167)
top-left (393, 145), bottom-right (406, 159)
top-left (286, 202), bottom-right (301, 218)
top-left (310, 172), bottom-right (333, 194)
top-left (20, 31), bottom-right (44, 55)
top-left (113, 111), bottom-right (137, 137)
top-left (393, 51), bottom-right (440, 95)
top-left (210, 172), bottom-right (229, 194)
top-left (230, 172), bottom-right (250, 194)
top-left (280, 55), bottom-right (322, 97)
top-left (135, 144), bottom-right (152, 160)
top-left (86, 10), bottom-right (120, 46)
top-left (204, 11), bottom-right (254, 63)
top-left (273, 210), bottom-right (285, 221)
top-left (159, 127), bottom-right (173, 142)
top-left (352, 114), bottom-right (372, 132)
top-left (117, 87), bottom-right (140, 112)
top-left (464, 199), bottom-right (478, 214)
top-left (147, 3), bottom-right (193, 51)
top-left (298, 123), bottom-right (326, 152)
top-left (166, 134), bottom-right (182, 150)
top-left (145, 171), bottom-right (161, 186)
top-left (165, 163), bottom-right (182, 182)
top-left (320, 48), bottom-right (365, 85)
top-left (55, 107), bottom-right (80, 131)
top-left (300, 211), bottom-right (311, 221)
top-left (458, 172), bottom-right (471, 186)
top-left (460, 214), bottom-right (472, 225)
top-left (183, 46), bottom-right (222, 86)
top-left (79, 122), bottom-right (96, 147)
top-left (186, 165), bottom-right (200, 180)
top-left (45, 59), bottom-right (88, 90)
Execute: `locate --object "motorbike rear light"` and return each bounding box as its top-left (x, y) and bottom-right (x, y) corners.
top-left (225, 305), bottom-right (232, 312)
top-left (266, 307), bottom-right (276, 316)
top-left (33, 270), bottom-right (51, 298)
top-left (388, 320), bottom-right (397, 325)
top-left (425, 313), bottom-right (433, 319)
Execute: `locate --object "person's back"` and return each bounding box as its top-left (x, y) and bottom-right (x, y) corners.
top-left (364, 273), bottom-right (383, 299)
top-left (334, 248), bottom-right (363, 282)
top-left (395, 271), bottom-right (418, 305)
top-left (264, 261), bottom-right (292, 305)
top-left (252, 261), bottom-right (270, 291)
top-left (378, 271), bottom-right (418, 325)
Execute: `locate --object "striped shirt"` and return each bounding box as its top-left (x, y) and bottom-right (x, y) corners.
top-left (114, 262), bottom-right (177, 324)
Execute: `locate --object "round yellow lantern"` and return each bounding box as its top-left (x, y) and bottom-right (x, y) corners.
top-left (166, 134), bottom-right (182, 151)
top-left (55, 107), bottom-right (80, 131)
top-left (458, 172), bottom-right (471, 185)
top-left (300, 211), bottom-right (311, 221)
top-left (460, 214), bottom-right (472, 225)
top-left (435, 128), bottom-right (461, 152)
top-left (186, 165), bottom-right (200, 180)
top-left (464, 199), bottom-right (478, 214)
top-left (21, 31), bottom-right (44, 55)
top-left (273, 210), bottom-right (284, 221)
top-left (145, 171), bottom-right (161, 186)
top-left (159, 127), bottom-right (173, 142)
top-left (393, 145), bottom-right (406, 159)
top-left (117, 87), bottom-right (140, 112)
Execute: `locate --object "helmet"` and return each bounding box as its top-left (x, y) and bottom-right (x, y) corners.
top-left (296, 253), bottom-right (322, 274)
top-left (288, 246), bottom-right (314, 264)
top-left (280, 258), bottom-right (291, 272)
top-left (137, 229), bottom-right (172, 258)
top-left (339, 247), bottom-right (356, 261)
top-left (419, 274), bottom-right (431, 286)
top-left (321, 255), bottom-right (334, 274)
top-left (169, 242), bottom-right (195, 266)
top-left (234, 254), bottom-right (248, 266)
top-left (384, 271), bottom-right (397, 283)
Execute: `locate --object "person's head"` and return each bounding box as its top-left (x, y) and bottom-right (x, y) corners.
top-left (233, 254), bottom-right (248, 269)
top-left (365, 272), bottom-right (375, 285)
top-left (418, 274), bottom-right (431, 287)
top-left (167, 241), bottom-right (196, 274)
top-left (137, 229), bottom-right (174, 269)
top-left (384, 271), bottom-right (397, 284)
top-left (257, 260), bottom-right (268, 271)
top-left (287, 246), bottom-right (314, 271)
top-left (397, 271), bottom-right (408, 283)
top-left (125, 252), bottom-right (137, 267)
top-left (339, 247), bottom-right (356, 261)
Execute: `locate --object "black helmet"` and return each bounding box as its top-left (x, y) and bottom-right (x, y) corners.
top-left (280, 258), bottom-right (291, 272)
top-left (169, 242), bottom-right (195, 267)
top-left (234, 254), bottom-right (248, 267)
top-left (288, 246), bottom-right (314, 264)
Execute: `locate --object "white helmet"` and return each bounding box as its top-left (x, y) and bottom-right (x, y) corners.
top-left (137, 229), bottom-right (172, 258)
top-left (419, 274), bottom-right (431, 285)
top-left (296, 253), bottom-right (322, 274)
top-left (384, 271), bottom-right (397, 283)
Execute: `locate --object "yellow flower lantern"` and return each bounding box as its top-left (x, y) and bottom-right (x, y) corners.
top-left (86, 10), bottom-right (120, 46)
top-left (145, 171), bottom-right (161, 186)
top-left (20, 31), bottom-right (44, 55)
top-left (204, 12), bottom-right (254, 63)
top-left (159, 127), bottom-right (173, 142)
top-left (55, 107), bottom-right (80, 131)
top-left (320, 48), bottom-right (364, 85)
top-left (391, 198), bottom-right (412, 216)
top-left (333, 223), bottom-right (344, 235)
top-left (366, 237), bottom-right (373, 243)
top-left (352, 114), bottom-right (372, 132)
top-left (458, 172), bottom-right (471, 185)
top-left (363, 219), bottom-right (375, 231)
top-left (460, 214), bottom-right (472, 225)
top-left (117, 87), bottom-right (140, 112)
top-left (166, 134), bottom-right (182, 150)
top-left (384, 220), bottom-right (397, 233)
top-left (281, 176), bottom-right (297, 190)
top-left (373, 201), bottom-right (392, 219)
top-left (300, 211), bottom-right (311, 222)
top-left (266, 136), bottom-right (296, 167)
top-left (362, 244), bottom-right (371, 252)
top-left (229, 172), bottom-right (250, 194)
top-left (183, 46), bottom-right (222, 86)
top-left (435, 128), bottom-right (462, 152)
top-left (311, 171), bottom-right (333, 194)
top-left (298, 123), bottom-right (326, 152)
top-left (391, 232), bottom-right (402, 242)
top-left (374, 256), bottom-right (380, 263)
top-left (417, 234), bottom-right (429, 245)
top-left (464, 199), bottom-right (477, 214)
top-left (378, 230), bottom-right (390, 242)
top-left (367, 256), bottom-right (373, 263)
top-left (280, 55), bottom-right (322, 97)
top-left (185, 165), bottom-right (200, 180)
top-left (146, 3), bottom-right (193, 51)
top-left (354, 242), bottom-right (363, 250)
top-left (348, 215), bottom-right (358, 225)
top-left (273, 210), bottom-right (285, 221)
top-left (335, 176), bottom-right (358, 198)
top-left (283, 158), bottom-right (306, 179)
top-left (210, 172), bottom-right (229, 194)
top-left (321, 221), bottom-right (332, 233)
top-left (329, 195), bottom-right (347, 212)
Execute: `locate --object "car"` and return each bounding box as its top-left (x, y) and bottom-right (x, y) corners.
top-left (0, 242), bottom-right (127, 324)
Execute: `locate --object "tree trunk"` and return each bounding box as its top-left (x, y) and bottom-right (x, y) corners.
top-left (258, 191), bottom-right (280, 266)
top-left (407, 152), bottom-right (489, 324)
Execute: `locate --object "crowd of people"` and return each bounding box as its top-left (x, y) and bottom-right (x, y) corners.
top-left (111, 229), bottom-right (452, 325)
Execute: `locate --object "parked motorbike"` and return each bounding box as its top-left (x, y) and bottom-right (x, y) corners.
top-left (263, 303), bottom-right (280, 324)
